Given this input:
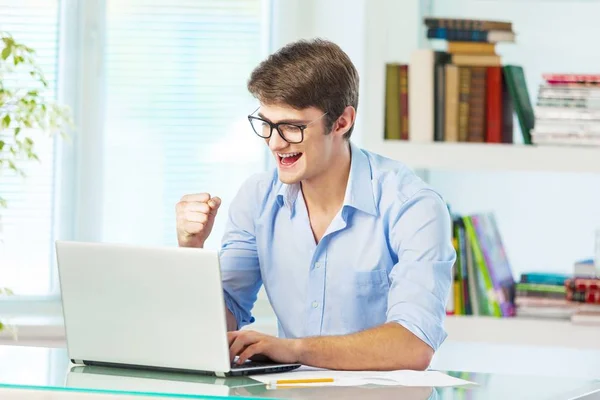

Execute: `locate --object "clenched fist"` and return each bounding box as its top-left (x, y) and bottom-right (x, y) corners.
top-left (176, 193), bottom-right (221, 248)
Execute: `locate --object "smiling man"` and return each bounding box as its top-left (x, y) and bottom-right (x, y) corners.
top-left (175, 39), bottom-right (456, 371)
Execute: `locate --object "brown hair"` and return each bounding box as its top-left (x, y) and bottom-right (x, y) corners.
top-left (247, 38), bottom-right (359, 139)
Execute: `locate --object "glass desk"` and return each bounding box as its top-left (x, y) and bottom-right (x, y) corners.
top-left (0, 345), bottom-right (598, 400)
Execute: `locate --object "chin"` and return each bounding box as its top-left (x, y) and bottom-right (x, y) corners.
top-left (277, 169), bottom-right (303, 185)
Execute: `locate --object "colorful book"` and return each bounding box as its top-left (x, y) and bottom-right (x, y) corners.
top-left (384, 63), bottom-right (402, 140)
top-left (503, 65), bottom-right (535, 144)
top-left (471, 213), bottom-right (516, 316)
top-left (427, 28), bottom-right (516, 43)
top-left (424, 17), bottom-right (513, 32)
top-left (520, 272), bottom-right (571, 286)
top-left (447, 41), bottom-right (497, 55)
top-left (463, 216), bottom-right (502, 317)
top-left (486, 66), bottom-right (503, 143)
top-left (467, 67), bottom-right (487, 142)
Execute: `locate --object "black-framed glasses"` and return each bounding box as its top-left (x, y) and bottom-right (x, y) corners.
top-left (247, 107), bottom-right (328, 144)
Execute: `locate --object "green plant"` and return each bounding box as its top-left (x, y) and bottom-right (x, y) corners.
top-left (0, 32), bottom-right (72, 334)
top-left (0, 31), bottom-right (72, 208)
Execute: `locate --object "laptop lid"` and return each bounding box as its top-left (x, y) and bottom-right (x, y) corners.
top-left (56, 241), bottom-right (232, 375)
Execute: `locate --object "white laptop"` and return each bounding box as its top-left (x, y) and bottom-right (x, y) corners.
top-left (55, 241), bottom-right (300, 377)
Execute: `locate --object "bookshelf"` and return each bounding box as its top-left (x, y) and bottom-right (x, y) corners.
top-left (444, 315), bottom-right (600, 350)
top-left (369, 141), bottom-right (600, 174)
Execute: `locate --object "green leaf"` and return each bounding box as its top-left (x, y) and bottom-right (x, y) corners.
top-left (1, 46), bottom-right (10, 60)
top-left (0, 140), bottom-right (4, 151)
top-left (2, 36), bottom-right (15, 47)
top-left (1, 114), bottom-right (10, 129)
top-left (14, 127), bottom-right (20, 136)
top-left (0, 197), bottom-right (6, 208)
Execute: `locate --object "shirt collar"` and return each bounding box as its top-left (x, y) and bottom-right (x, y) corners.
top-left (343, 141), bottom-right (377, 216)
top-left (276, 141), bottom-right (377, 217)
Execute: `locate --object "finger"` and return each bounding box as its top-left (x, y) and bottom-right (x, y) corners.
top-left (182, 222), bottom-right (204, 235)
top-left (237, 343), bottom-right (263, 365)
top-left (207, 196), bottom-right (221, 214)
top-left (184, 211), bottom-right (208, 224)
top-left (181, 202), bottom-right (211, 214)
top-left (227, 331), bottom-right (240, 347)
top-left (181, 193), bottom-right (211, 203)
top-left (229, 334), bottom-right (254, 363)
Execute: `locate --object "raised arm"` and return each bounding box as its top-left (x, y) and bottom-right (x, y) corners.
top-left (176, 177), bottom-right (264, 332)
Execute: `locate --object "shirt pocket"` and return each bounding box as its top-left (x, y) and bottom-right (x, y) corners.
top-left (354, 269), bottom-right (390, 296)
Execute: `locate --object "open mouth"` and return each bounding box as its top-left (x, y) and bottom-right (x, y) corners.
top-left (278, 152), bottom-right (303, 167)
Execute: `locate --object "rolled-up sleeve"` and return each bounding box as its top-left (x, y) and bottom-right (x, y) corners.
top-left (219, 176), bottom-right (263, 330)
top-left (386, 190), bottom-right (456, 351)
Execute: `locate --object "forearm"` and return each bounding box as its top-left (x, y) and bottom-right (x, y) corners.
top-left (296, 322), bottom-right (433, 371)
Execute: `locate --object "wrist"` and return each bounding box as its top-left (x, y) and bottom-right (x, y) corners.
top-left (292, 338), bottom-right (307, 364)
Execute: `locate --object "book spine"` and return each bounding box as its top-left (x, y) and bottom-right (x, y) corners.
top-left (435, 64), bottom-right (446, 141)
top-left (566, 278), bottom-right (600, 304)
top-left (486, 66), bottom-right (503, 143)
top-left (463, 216), bottom-right (502, 317)
top-left (467, 67), bottom-right (487, 142)
top-left (427, 28), bottom-right (490, 42)
top-left (399, 65), bottom-right (409, 140)
top-left (503, 66), bottom-right (534, 145)
top-left (516, 290), bottom-right (566, 300)
top-left (471, 214), bottom-right (513, 316)
top-left (535, 106), bottom-right (600, 120)
top-left (424, 18), bottom-right (512, 31)
top-left (537, 98), bottom-right (600, 109)
top-left (501, 71), bottom-right (514, 143)
top-left (457, 219), bottom-right (471, 315)
top-left (458, 67), bottom-right (472, 142)
top-left (448, 41), bottom-right (497, 55)
top-left (384, 64), bottom-right (402, 140)
top-left (444, 65), bottom-right (460, 142)
top-left (543, 73), bottom-right (600, 84)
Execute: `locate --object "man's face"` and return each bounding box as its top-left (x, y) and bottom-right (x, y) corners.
top-left (257, 103), bottom-right (334, 185)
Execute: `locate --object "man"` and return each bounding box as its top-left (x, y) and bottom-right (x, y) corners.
top-left (176, 39), bottom-right (455, 371)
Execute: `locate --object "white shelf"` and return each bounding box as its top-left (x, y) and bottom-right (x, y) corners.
top-left (367, 141), bottom-right (600, 174)
top-left (445, 315), bottom-right (600, 350)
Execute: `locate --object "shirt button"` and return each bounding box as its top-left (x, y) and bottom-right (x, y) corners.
top-left (312, 301), bottom-right (319, 308)
top-left (315, 262), bottom-right (321, 269)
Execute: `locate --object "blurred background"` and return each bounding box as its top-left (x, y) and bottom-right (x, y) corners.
top-left (1, 0), bottom-right (599, 381)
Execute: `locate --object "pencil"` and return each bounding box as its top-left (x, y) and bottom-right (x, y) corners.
top-left (269, 378), bottom-right (334, 385)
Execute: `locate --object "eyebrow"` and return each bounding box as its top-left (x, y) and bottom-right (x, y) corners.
top-left (257, 112), bottom-right (307, 125)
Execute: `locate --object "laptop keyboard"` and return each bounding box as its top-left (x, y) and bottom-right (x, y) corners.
top-left (231, 360), bottom-right (276, 369)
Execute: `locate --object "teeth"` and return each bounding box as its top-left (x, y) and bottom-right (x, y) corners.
top-left (278, 152), bottom-right (301, 158)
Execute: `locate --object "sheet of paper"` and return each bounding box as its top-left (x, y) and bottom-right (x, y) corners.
top-left (251, 367), bottom-right (476, 387)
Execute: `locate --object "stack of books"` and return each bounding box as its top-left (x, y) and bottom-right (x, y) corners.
top-left (514, 272), bottom-right (573, 319)
top-left (446, 212), bottom-right (516, 318)
top-left (532, 74), bottom-right (600, 147)
top-left (567, 275), bottom-right (600, 325)
top-left (514, 259), bottom-right (600, 324)
top-left (384, 17), bottom-right (536, 144)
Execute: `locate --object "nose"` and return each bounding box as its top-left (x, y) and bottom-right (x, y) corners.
top-left (267, 128), bottom-right (289, 152)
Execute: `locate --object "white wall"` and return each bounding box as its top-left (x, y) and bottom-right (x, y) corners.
top-left (429, 0), bottom-right (600, 278)
top-left (270, 0), bottom-right (423, 149)
top-left (252, 0), bottom-right (424, 321)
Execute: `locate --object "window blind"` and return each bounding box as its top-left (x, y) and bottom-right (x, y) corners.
top-left (0, 0), bottom-right (60, 295)
top-left (102, 0), bottom-right (267, 249)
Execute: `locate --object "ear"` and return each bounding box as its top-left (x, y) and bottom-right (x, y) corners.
top-left (331, 106), bottom-right (356, 138)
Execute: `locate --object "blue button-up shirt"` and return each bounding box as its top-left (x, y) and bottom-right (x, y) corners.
top-left (220, 142), bottom-right (456, 351)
